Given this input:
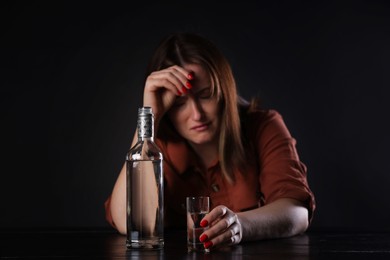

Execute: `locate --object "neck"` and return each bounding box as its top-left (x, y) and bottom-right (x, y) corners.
top-left (189, 140), bottom-right (219, 169)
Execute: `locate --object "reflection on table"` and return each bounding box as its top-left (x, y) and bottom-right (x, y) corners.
top-left (1, 229), bottom-right (390, 259)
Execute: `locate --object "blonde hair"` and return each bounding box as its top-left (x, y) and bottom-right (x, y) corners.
top-left (146, 32), bottom-right (247, 183)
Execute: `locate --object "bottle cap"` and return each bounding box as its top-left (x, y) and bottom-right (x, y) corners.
top-left (138, 106), bottom-right (153, 116)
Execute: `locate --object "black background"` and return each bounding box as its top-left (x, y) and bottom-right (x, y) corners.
top-left (1, 1), bottom-right (390, 231)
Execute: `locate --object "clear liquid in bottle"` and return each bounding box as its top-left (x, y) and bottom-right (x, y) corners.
top-left (126, 107), bottom-right (164, 250)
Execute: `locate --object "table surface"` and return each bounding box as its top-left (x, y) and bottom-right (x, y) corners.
top-left (1, 228), bottom-right (390, 259)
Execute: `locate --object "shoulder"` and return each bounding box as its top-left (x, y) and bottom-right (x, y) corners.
top-left (241, 107), bottom-right (284, 129)
top-left (248, 108), bottom-right (281, 120)
top-left (238, 97), bottom-right (283, 125)
top-left (240, 107), bottom-right (292, 143)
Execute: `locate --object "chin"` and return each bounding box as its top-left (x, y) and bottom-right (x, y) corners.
top-left (184, 129), bottom-right (218, 145)
top-left (189, 136), bottom-right (215, 145)
top-left (190, 140), bottom-right (208, 145)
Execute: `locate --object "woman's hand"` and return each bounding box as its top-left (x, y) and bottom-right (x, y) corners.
top-left (199, 205), bottom-right (243, 249)
top-left (143, 65), bottom-right (193, 124)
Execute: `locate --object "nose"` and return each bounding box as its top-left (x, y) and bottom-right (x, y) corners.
top-left (189, 98), bottom-right (203, 121)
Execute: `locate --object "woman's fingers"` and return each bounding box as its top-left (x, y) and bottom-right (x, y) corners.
top-left (209, 222), bottom-right (242, 247)
top-left (200, 206), bottom-right (243, 249)
top-left (146, 73), bottom-right (183, 96)
top-left (143, 65), bottom-right (194, 119)
top-left (201, 205), bottom-right (227, 227)
top-left (146, 65), bottom-right (192, 95)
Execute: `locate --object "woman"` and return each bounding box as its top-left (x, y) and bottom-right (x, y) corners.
top-left (105, 32), bottom-right (315, 249)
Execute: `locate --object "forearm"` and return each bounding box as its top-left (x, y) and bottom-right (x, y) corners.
top-left (109, 163), bottom-right (127, 234)
top-left (237, 198), bottom-right (309, 241)
top-left (109, 132), bottom-right (140, 235)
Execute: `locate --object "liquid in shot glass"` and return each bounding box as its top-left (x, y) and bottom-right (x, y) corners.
top-left (186, 196), bottom-right (210, 253)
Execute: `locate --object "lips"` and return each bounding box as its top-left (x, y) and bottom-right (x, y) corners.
top-left (190, 122), bottom-right (210, 131)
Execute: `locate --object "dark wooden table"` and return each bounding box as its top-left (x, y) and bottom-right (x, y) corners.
top-left (1, 228), bottom-right (390, 259)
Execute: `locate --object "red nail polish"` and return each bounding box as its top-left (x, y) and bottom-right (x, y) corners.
top-left (200, 220), bottom-right (208, 227)
top-left (186, 81), bottom-right (192, 89)
top-left (177, 89), bottom-right (182, 96)
top-left (204, 241), bottom-right (213, 249)
top-left (199, 234), bottom-right (208, 243)
top-left (181, 86), bottom-right (187, 94)
top-left (187, 73), bottom-right (193, 80)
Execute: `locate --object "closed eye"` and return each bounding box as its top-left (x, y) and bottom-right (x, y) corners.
top-left (173, 96), bottom-right (187, 107)
top-left (196, 88), bottom-right (213, 99)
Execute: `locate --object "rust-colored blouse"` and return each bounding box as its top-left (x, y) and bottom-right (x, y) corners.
top-left (105, 109), bottom-right (315, 229)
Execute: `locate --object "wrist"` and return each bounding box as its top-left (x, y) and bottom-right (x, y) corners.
top-left (236, 213), bottom-right (248, 241)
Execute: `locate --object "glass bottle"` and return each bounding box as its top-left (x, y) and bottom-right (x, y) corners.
top-left (126, 106), bottom-right (164, 249)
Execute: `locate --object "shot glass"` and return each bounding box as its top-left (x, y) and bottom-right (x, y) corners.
top-left (186, 196), bottom-right (210, 253)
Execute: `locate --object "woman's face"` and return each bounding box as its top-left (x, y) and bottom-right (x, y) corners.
top-left (167, 63), bottom-right (221, 146)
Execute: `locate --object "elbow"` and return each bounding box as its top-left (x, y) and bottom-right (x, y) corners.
top-left (116, 224), bottom-right (127, 235)
top-left (293, 215), bottom-right (309, 235)
top-left (109, 205), bottom-right (127, 235)
top-left (111, 214), bottom-right (127, 235)
top-left (288, 206), bottom-right (309, 236)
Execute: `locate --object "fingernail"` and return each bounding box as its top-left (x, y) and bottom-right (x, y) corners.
top-left (177, 89), bottom-right (182, 96)
top-left (187, 73), bottom-right (193, 80)
top-left (204, 241), bottom-right (213, 249)
top-left (186, 81), bottom-right (192, 89)
top-left (181, 86), bottom-right (187, 94)
top-left (200, 219), bottom-right (208, 227)
top-left (199, 234), bottom-right (208, 242)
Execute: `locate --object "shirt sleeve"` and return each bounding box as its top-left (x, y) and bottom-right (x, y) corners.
top-left (256, 110), bottom-right (316, 222)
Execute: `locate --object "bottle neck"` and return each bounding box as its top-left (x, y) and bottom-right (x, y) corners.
top-left (137, 114), bottom-right (154, 140)
top-left (139, 136), bottom-right (154, 142)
